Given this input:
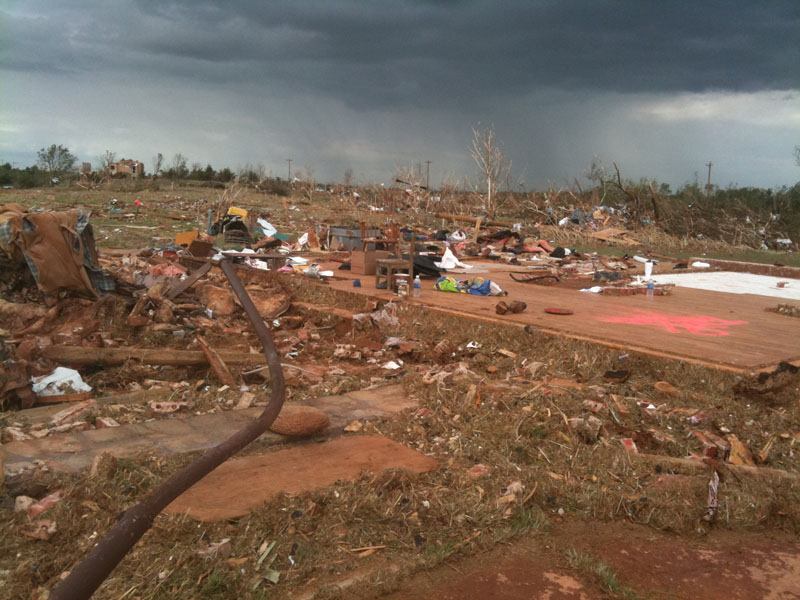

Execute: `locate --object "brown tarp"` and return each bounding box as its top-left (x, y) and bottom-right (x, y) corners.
top-left (0, 207), bottom-right (99, 298)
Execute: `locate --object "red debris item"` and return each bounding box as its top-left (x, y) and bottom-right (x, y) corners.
top-left (537, 239), bottom-right (555, 252)
top-left (95, 417), bottom-right (120, 428)
top-left (621, 438), bottom-right (638, 453)
top-left (22, 519), bottom-right (57, 540)
top-left (150, 401), bottom-right (188, 413)
top-left (50, 400), bottom-right (97, 425)
top-left (28, 490), bottom-right (64, 518)
top-left (611, 395), bottom-right (629, 415)
top-left (2, 427), bottom-right (32, 442)
top-left (467, 464), bottom-right (492, 480)
top-left (545, 307), bottom-right (574, 315)
top-left (149, 263), bottom-right (187, 277)
top-left (583, 399), bottom-right (606, 413)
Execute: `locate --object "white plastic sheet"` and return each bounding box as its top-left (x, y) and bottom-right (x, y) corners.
top-left (31, 367), bottom-right (92, 396)
top-left (435, 247), bottom-right (472, 270)
top-left (257, 218), bottom-right (277, 237)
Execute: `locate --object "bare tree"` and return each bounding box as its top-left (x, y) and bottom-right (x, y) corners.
top-left (152, 153), bottom-right (164, 176)
top-left (794, 145), bottom-right (800, 167)
top-left (299, 165), bottom-right (316, 201)
top-left (585, 157), bottom-right (611, 205)
top-left (170, 153), bottom-right (189, 179)
top-left (471, 126), bottom-right (512, 218)
top-left (343, 167), bottom-right (354, 189)
top-left (97, 150), bottom-right (116, 173)
top-left (394, 165), bottom-right (425, 210)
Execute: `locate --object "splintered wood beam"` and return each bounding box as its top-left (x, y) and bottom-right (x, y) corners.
top-left (434, 212), bottom-right (513, 228)
top-left (41, 346), bottom-right (267, 367)
top-left (196, 334), bottom-right (237, 386)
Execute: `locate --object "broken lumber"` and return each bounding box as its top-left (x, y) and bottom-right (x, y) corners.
top-left (149, 211), bottom-right (193, 221)
top-left (41, 346), bottom-right (267, 367)
top-left (196, 335), bottom-right (237, 386)
top-left (165, 262), bottom-right (212, 299)
top-left (291, 302), bottom-right (356, 321)
top-left (435, 212), bottom-right (513, 228)
top-left (629, 452), bottom-right (799, 484)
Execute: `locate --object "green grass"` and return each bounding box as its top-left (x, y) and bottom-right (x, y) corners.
top-left (575, 243), bottom-right (800, 268)
top-left (566, 548), bottom-right (646, 600)
top-left (687, 249), bottom-right (800, 267)
top-left (200, 568), bottom-right (237, 598)
top-left (508, 506), bottom-right (548, 537)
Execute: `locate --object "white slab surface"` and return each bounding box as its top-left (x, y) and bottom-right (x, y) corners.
top-left (650, 271), bottom-right (800, 300)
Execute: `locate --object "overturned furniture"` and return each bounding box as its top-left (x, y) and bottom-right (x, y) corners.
top-left (375, 228), bottom-right (415, 290)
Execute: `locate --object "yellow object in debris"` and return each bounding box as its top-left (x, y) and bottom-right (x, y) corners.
top-left (227, 206), bottom-right (248, 218)
top-left (175, 230), bottom-right (200, 247)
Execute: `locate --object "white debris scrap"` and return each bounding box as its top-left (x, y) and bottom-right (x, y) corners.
top-left (31, 367), bottom-right (92, 396)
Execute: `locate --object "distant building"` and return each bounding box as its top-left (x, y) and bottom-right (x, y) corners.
top-left (109, 158), bottom-right (145, 178)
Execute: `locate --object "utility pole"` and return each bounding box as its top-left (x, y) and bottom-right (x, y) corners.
top-left (286, 159), bottom-right (292, 182)
top-left (425, 160), bottom-right (431, 189)
top-left (705, 162), bottom-right (712, 198)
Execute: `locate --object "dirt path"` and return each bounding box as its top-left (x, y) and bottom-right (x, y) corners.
top-left (379, 519), bottom-right (800, 600)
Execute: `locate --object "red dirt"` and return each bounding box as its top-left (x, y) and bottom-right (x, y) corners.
top-left (379, 519), bottom-right (800, 600)
top-left (165, 434), bottom-right (439, 521)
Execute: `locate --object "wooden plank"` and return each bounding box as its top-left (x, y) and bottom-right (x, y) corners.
top-left (196, 335), bottom-right (237, 387)
top-left (33, 392), bottom-right (92, 405)
top-left (41, 346), bottom-right (267, 367)
top-left (165, 261), bottom-right (211, 299)
top-left (435, 212), bottom-right (513, 228)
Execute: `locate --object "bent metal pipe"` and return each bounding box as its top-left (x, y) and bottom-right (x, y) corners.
top-left (50, 258), bottom-right (286, 600)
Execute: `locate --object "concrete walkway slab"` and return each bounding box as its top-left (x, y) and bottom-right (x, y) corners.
top-left (1, 385), bottom-right (415, 474)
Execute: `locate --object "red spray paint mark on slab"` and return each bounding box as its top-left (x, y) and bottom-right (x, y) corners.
top-left (599, 311), bottom-right (747, 336)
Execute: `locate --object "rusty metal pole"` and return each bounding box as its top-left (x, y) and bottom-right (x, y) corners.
top-left (50, 258), bottom-right (285, 600)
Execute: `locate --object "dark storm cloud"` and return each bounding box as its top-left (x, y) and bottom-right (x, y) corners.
top-left (4, 0), bottom-right (798, 109)
top-left (2, 1), bottom-right (798, 188)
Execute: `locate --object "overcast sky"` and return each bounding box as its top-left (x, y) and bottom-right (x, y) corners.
top-left (1, 0), bottom-right (799, 189)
